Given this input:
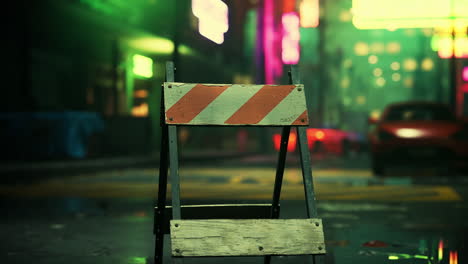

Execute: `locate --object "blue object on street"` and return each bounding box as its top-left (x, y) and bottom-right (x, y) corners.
top-left (0, 112), bottom-right (104, 159)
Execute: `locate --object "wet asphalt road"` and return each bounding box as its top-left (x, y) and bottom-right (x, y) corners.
top-left (1, 153), bottom-right (468, 264)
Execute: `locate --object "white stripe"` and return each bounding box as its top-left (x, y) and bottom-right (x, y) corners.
top-left (164, 82), bottom-right (197, 110)
top-left (257, 84), bottom-right (307, 125)
top-left (189, 84), bottom-right (265, 125)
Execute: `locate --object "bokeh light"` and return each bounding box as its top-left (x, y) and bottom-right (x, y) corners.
top-left (391, 62), bottom-right (400, 71)
top-left (368, 55), bottom-right (378, 64)
top-left (403, 58), bottom-right (417, 71)
top-left (373, 68), bottom-right (383, 77)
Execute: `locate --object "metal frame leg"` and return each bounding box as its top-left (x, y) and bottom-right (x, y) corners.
top-left (298, 126), bottom-right (324, 264)
top-left (154, 125), bottom-right (169, 264)
top-left (264, 126), bottom-right (290, 264)
top-left (290, 65), bottom-right (324, 264)
top-left (168, 125), bottom-right (182, 220)
top-left (297, 127), bottom-right (318, 217)
top-left (165, 61), bottom-right (183, 263)
top-left (168, 125), bottom-right (183, 264)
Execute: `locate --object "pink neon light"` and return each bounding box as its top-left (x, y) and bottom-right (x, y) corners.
top-left (463, 67), bottom-right (468, 82)
top-left (282, 12), bottom-right (300, 64)
top-left (264, 0), bottom-right (283, 84)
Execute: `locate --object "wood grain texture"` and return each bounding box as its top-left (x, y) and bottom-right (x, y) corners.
top-left (157, 204), bottom-right (275, 234)
top-left (170, 219), bottom-right (325, 257)
top-left (163, 82), bottom-right (309, 126)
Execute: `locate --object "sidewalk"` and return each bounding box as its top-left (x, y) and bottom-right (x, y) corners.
top-left (0, 151), bottom-right (260, 182)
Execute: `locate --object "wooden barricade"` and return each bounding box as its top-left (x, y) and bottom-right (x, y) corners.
top-left (154, 61), bottom-right (326, 263)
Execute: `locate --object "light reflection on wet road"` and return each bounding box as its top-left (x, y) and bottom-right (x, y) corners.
top-left (1, 156), bottom-right (467, 264)
top-left (0, 167), bottom-right (462, 201)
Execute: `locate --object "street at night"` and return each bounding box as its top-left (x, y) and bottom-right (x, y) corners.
top-left (2, 153), bottom-right (468, 263)
top-left (3, 0), bottom-right (468, 263)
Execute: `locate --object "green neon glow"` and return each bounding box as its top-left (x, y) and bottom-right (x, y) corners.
top-left (388, 253), bottom-right (428, 260)
top-left (132, 54), bottom-right (153, 78)
top-left (128, 257), bottom-right (146, 264)
top-left (127, 37), bottom-right (174, 54)
top-left (431, 36), bottom-right (440, 51)
top-left (414, 255), bottom-right (429, 259)
top-left (178, 45), bottom-right (195, 56)
top-left (352, 0), bottom-right (468, 29)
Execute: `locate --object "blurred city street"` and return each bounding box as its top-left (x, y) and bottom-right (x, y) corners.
top-left (2, 153), bottom-right (467, 264)
top-left (3, 0), bottom-right (468, 263)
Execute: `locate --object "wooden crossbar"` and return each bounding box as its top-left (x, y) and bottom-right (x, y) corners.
top-left (163, 82), bottom-right (309, 126)
top-left (156, 204), bottom-right (275, 234)
top-left (170, 219), bottom-right (325, 257)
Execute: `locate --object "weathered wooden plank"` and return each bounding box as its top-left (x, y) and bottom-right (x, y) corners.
top-left (157, 204), bottom-right (276, 234)
top-left (163, 82), bottom-right (309, 126)
top-left (170, 219), bottom-right (325, 257)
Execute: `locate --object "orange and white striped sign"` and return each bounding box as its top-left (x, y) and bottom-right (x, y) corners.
top-left (163, 82), bottom-right (309, 126)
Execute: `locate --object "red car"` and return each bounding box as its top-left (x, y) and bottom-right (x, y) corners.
top-left (272, 128), bottom-right (361, 156)
top-left (368, 101), bottom-right (468, 176)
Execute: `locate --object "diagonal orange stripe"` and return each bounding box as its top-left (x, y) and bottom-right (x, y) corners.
top-left (166, 84), bottom-right (230, 124)
top-left (225, 85), bottom-right (296, 124)
top-left (292, 110), bottom-right (309, 125)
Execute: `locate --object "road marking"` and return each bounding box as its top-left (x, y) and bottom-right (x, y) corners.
top-left (0, 168), bottom-right (460, 201)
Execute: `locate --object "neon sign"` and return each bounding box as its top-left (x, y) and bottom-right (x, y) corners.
top-left (300, 0), bottom-right (319, 28)
top-left (352, 0), bottom-right (468, 29)
top-left (463, 67), bottom-right (468, 82)
top-left (132, 54), bottom-right (153, 78)
top-left (435, 36), bottom-right (468, 58)
top-left (431, 27), bottom-right (468, 59)
top-left (264, 0), bottom-right (283, 84)
top-left (192, 0), bottom-right (229, 44)
top-left (282, 12), bottom-right (300, 65)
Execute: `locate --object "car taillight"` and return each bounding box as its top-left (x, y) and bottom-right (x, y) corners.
top-left (377, 130), bottom-right (395, 141)
top-left (315, 130), bottom-right (325, 140)
top-left (272, 133), bottom-right (297, 152)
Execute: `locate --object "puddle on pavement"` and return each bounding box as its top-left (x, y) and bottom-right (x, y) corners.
top-left (318, 202), bottom-right (408, 212)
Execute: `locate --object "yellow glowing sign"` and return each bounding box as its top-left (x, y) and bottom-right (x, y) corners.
top-left (432, 35), bottom-right (468, 58)
top-left (132, 54), bottom-right (153, 78)
top-left (300, 0), bottom-right (319, 28)
top-left (352, 0), bottom-right (468, 29)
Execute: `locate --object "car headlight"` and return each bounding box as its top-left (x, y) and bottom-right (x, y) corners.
top-left (377, 130), bottom-right (395, 141)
